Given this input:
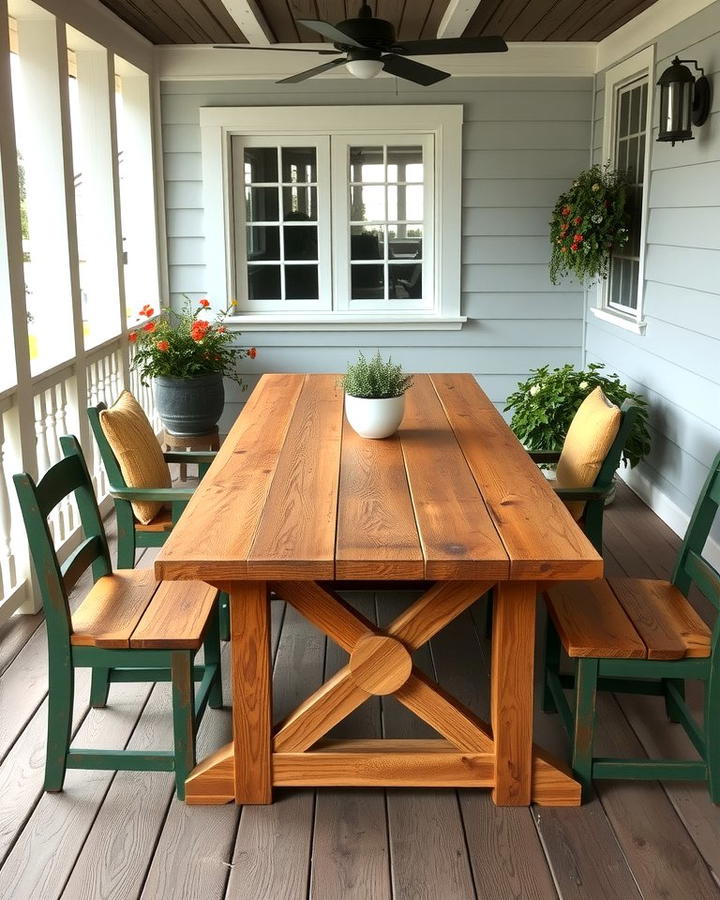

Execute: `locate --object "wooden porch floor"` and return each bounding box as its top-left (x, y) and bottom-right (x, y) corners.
top-left (0, 482), bottom-right (719, 899)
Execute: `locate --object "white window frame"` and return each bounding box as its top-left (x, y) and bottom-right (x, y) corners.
top-left (200, 105), bottom-right (465, 331)
top-left (591, 45), bottom-right (654, 335)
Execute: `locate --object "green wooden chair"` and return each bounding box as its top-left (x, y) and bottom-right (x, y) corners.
top-left (530, 399), bottom-right (640, 554)
top-left (542, 450), bottom-right (720, 801)
top-left (14, 435), bottom-right (223, 800)
top-left (87, 402), bottom-right (230, 640)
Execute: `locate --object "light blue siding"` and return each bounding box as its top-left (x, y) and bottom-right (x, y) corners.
top-left (159, 75), bottom-right (593, 430)
top-left (586, 0), bottom-right (720, 554)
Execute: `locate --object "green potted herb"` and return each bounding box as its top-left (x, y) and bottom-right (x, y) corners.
top-left (129, 297), bottom-right (256, 435)
top-left (549, 163), bottom-right (629, 285)
top-left (505, 363), bottom-right (651, 471)
top-left (340, 351), bottom-right (414, 439)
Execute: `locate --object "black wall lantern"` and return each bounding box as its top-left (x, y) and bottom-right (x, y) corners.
top-left (657, 57), bottom-right (711, 145)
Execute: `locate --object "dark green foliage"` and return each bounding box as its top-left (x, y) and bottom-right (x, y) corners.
top-left (505, 362), bottom-right (651, 468)
top-left (340, 350), bottom-right (414, 399)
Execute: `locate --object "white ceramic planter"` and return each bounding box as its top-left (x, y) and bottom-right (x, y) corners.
top-left (344, 394), bottom-right (406, 439)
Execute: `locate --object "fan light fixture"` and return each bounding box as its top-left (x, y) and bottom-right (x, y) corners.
top-left (657, 57), bottom-right (711, 145)
top-left (346, 57), bottom-right (384, 79)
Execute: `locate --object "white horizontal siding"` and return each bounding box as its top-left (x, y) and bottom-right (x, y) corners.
top-left (160, 74), bottom-right (592, 417)
top-left (586, 0), bottom-right (720, 553)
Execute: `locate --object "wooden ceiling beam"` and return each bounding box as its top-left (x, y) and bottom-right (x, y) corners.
top-left (221, 0), bottom-right (275, 44)
top-left (437, 0), bottom-right (484, 38)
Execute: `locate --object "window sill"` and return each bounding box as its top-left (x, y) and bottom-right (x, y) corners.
top-left (590, 306), bottom-right (647, 335)
top-left (225, 314), bottom-right (467, 332)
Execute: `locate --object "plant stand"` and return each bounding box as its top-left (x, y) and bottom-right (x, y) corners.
top-left (163, 428), bottom-right (220, 481)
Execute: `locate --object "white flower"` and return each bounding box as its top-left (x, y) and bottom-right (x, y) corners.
top-left (591, 214), bottom-right (603, 224)
top-left (591, 183), bottom-right (601, 191)
top-left (529, 384), bottom-right (541, 397)
top-left (579, 380), bottom-right (589, 390)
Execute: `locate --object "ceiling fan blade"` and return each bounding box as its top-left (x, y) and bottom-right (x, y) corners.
top-left (295, 18), bottom-right (366, 48)
top-left (381, 54), bottom-right (450, 86)
top-left (213, 45), bottom-right (340, 55)
top-left (393, 36), bottom-right (508, 55)
top-left (276, 57), bottom-right (348, 84)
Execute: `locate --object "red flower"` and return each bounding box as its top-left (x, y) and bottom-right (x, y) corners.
top-left (199, 298), bottom-right (210, 308)
top-left (128, 331), bottom-right (138, 343)
top-left (248, 347), bottom-right (257, 359)
top-left (156, 340), bottom-right (170, 351)
top-left (561, 206), bottom-right (571, 217)
top-left (190, 320), bottom-right (210, 342)
top-left (573, 216), bottom-right (582, 225)
top-left (574, 234), bottom-right (584, 242)
top-left (139, 305), bottom-right (154, 318)
top-left (216, 325), bottom-right (226, 333)
top-left (143, 321), bottom-right (156, 332)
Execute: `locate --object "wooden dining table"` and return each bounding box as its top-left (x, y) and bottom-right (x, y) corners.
top-left (154, 372), bottom-right (603, 807)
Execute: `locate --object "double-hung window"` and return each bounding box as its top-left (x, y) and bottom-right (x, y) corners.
top-left (593, 47), bottom-right (654, 333)
top-left (201, 106), bottom-right (463, 330)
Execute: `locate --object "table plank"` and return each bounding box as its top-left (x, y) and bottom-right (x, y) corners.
top-left (399, 375), bottom-right (509, 580)
top-left (336, 418), bottom-right (424, 580)
top-left (248, 374), bottom-right (344, 580)
top-left (431, 373), bottom-right (603, 581)
top-left (154, 373), bottom-right (305, 581)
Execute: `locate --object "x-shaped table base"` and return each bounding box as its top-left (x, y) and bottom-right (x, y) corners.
top-left (185, 580), bottom-right (580, 807)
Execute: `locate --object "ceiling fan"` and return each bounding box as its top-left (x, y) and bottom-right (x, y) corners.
top-left (214, 1), bottom-right (508, 86)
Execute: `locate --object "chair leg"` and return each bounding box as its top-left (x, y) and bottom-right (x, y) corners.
top-left (542, 618), bottom-right (561, 714)
top-left (115, 502), bottom-right (138, 570)
top-left (663, 678), bottom-right (685, 723)
top-left (218, 592), bottom-right (230, 643)
top-left (572, 657), bottom-right (599, 800)
top-left (204, 608), bottom-right (223, 709)
top-left (45, 655), bottom-right (74, 792)
top-left (704, 662), bottom-right (720, 804)
top-left (171, 651), bottom-right (196, 801)
top-left (90, 667), bottom-right (111, 708)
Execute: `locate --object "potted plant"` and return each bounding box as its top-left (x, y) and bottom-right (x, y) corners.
top-left (129, 298), bottom-right (256, 436)
top-left (505, 362), bottom-right (651, 475)
top-left (340, 351), bottom-right (414, 439)
top-left (549, 163), bottom-right (630, 285)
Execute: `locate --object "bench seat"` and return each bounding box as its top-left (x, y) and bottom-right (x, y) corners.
top-left (544, 577), bottom-right (710, 661)
top-left (71, 569), bottom-right (218, 650)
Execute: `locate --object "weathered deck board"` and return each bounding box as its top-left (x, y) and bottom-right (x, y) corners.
top-left (1, 482), bottom-right (719, 897)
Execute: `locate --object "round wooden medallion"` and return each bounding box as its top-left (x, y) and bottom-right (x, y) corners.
top-left (349, 635), bottom-right (412, 696)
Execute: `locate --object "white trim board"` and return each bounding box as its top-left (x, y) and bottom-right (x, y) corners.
top-left (619, 466), bottom-right (720, 573)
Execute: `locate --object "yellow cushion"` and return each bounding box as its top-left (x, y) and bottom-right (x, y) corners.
top-left (555, 387), bottom-right (622, 520)
top-left (99, 391), bottom-right (171, 525)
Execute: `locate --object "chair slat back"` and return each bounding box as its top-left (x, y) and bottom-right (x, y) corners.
top-left (672, 451), bottom-right (720, 605)
top-left (13, 436), bottom-right (112, 644)
top-left (87, 402), bottom-right (127, 490)
top-left (594, 400), bottom-right (639, 490)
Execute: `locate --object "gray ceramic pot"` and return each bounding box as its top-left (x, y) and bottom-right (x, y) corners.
top-left (153, 373), bottom-right (224, 435)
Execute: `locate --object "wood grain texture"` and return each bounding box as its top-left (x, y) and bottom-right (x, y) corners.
top-left (336, 417), bottom-right (424, 580)
top-left (491, 581), bottom-right (536, 806)
top-left (154, 373), bottom-right (305, 582)
top-left (184, 743), bottom-right (234, 805)
top-left (70, 569), bottom-right (158, 648)
top-left (608, 577), bottom-right (711, 659)
top-left (399, 375), bottom-right (509, 580)
top-left (130, 581), bottom-right (218, 649)
top-left (349, 635), bottom-right (412, 695)
top-left (544, 580), bottom-right (647, 659)
top-left (432, 373), bottom-right (603, 581)
top-left (248, 374), bottom-right (344, 579)
top-left (231, 581), bottom-right (272, 804)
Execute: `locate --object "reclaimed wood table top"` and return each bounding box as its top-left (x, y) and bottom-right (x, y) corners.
top-left (154, 372), bottom-right (602, 585)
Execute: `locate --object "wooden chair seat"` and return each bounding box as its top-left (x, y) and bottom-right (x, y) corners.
top-left (135, 506), bottom-right (174, 533)
top-left (71, 569), bottom-right (218, 650)
top-left (544, 577), bottom-right (710, 661)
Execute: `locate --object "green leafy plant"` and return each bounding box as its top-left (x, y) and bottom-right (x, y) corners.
top-left (129, 297), bottom-right (256, 387)
top-left (340, 351), bottom-right (414, 399)
top-left (549, 163), bottom-right (630, 285)
top-left (505, 363), bottom-right (651, 468)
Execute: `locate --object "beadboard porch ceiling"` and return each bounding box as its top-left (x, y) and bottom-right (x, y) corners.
top-left (98, 0), bottom-right (661, 46)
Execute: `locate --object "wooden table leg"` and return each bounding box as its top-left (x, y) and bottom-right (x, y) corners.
top-left (491, 581), bottom-right (536, 806)
top-left (231, 580), bottom-right (273, 804)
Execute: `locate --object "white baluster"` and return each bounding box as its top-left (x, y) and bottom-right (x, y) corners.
top-left (34, 391), bottom-right (54, 540)
top-left (0, 414), bottom-right (15, 597)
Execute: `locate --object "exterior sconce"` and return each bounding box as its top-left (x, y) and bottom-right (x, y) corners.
top-left (657, 57), bottom-right (711, 145)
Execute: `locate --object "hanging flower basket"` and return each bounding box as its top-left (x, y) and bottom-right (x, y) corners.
top-left (549, 163), bottom-right (630, 285)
